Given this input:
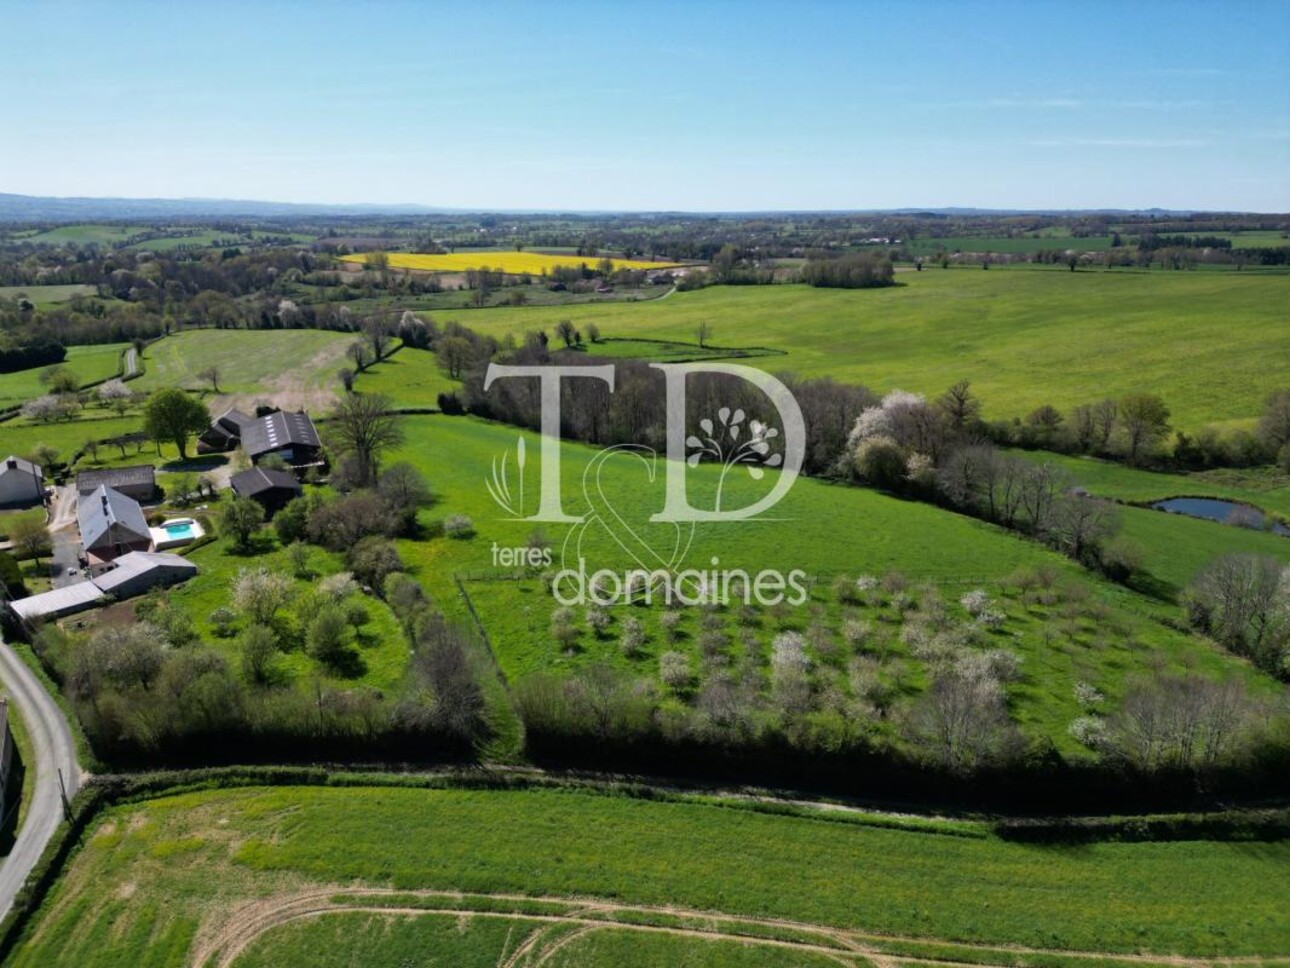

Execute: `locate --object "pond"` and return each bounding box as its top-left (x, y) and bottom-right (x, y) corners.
top-left (1153, 497), bottom-right (1290, 536)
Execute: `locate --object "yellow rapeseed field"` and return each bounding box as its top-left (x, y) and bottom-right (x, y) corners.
top-left (339, 250), bottom-right (685, 275)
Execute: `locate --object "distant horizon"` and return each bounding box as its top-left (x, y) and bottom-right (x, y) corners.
top-left (2, 190), bottom-right (1286, 219)
top-left (2, 0), bottom-right (1286, 212)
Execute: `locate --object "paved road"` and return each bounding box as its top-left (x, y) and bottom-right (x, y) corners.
top-left (0, 634), bottom-right (81, 919)
top-left (123, 347), bottom-right (138, 377)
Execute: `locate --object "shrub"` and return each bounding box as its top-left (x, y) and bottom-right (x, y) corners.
top-left (318, 571), bottom-right (359, 601)
top-left (832, 575), bottom-right (858, 605)
top-left (240, 625), bottom-right (279, 684)
top-left (960, 589), bottom-right (992, 617)
top-left (1069, 716), bottom-right (1107, 750)
top-left (443, 514), bottom-right (475, 539)
top-left (842, 619), bottom-right (871, 649)
top-left (659, 651), bottom-right (692, 689)
top-left (620, 616), bottom-right (646, 657)
top-left (208, 607), bottom-right (237, 637)
top-left (307, 604), bottom-right (353, 668)
top-left (232, 568), bottom-right (293, 625)
top-left (659, 610), bottom-right (682, 641)
top-left (1074, 681), bottom-right (1105, 709)
top-left (347, 537), bottom-right (403, 589)
top-left (585, 607), bottom-right (610, 636)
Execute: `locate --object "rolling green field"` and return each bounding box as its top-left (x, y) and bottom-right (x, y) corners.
top-left (0, 283), bottom-right (96, 305)
top-left (134, 329), bottom-right (355, 408)
top-left (0, 414), bottom-right (147, 465)
top-left (380, 416), bottom-right (1267, 753)
top-left (15, 224), bottom-right (137, 246)
top-left (1013, 450), bottom-right (1290, 519)
top-left (351, 345), bottom-right (458, 409)
top-left (905, 235), bottom-right (1114, 255)
top-left (9, 784), bottom-right (1289, 966)
top-left (0, 342), bottom-right (128, 408)
top-left (444, 269), bottom-right (1289, 429)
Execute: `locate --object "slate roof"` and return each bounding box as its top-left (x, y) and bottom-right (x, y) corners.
top-left (77, 485), bottom-right (151, 551)
top-left (241, 411), bottom-right (321, 458)
top-left (0, 455), bottom-right (42, 480)
top-left (230, 467), bottom-right (302, 498)
top-left (75, 464), bottom-right (155, 495)
top-left (91, 551), bottom-right (196, 595)
top-left (8, 582), bottom-right (105, 622)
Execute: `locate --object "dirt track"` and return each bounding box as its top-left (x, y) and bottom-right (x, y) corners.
top-left (193, 886), bottom-right (1264, 968)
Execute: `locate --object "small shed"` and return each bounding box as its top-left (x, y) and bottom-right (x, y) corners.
top-left (230, 467), bottom-right (303, 517)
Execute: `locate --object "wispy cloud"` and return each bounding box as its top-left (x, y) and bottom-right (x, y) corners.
top-left (1027, 137), bottom-right (1209, 148)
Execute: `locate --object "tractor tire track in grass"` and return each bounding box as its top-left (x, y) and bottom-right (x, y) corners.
top-left (196, 887), bottom-right (1267, 968)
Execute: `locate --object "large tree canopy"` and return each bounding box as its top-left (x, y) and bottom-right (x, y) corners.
top-left (143, 388), bottom-right (209, 459)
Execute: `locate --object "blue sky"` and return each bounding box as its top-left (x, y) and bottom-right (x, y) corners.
top-left (2, 0), bottom-right (1287, 211)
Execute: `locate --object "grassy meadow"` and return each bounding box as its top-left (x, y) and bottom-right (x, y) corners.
top-left (133, 329), bottom-right (355, 408)
top-left (0, 343), bottom-right (128, 408)
top-left (439, 268), bottom-right (1289, 430)
top-left (1013, 450), bottom-right (1290, 519)
top-left (342, 250), bottom-right (684, 274)
top-left (9, 784), bottom-right (1289, 966)
top-left (382, 415), bottom-right (1270, 754)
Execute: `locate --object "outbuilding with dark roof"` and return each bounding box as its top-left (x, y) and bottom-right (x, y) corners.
top-left (241, 411), bottom-right (323, 466)
top-left (230, 466), bottom-right (303, 516)
top-left (75, 464), bottom-right (157, 502)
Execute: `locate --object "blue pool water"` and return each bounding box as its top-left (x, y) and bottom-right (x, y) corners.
top-left (164, 520), bottom-right (198, 538)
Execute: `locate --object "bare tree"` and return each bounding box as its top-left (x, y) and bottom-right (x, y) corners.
top-left (9, 516), bottom-right (51, 565)
top-left (1187, 553), bottom-right (1290, 674)
top-left (1052, 495), bottom-right (1121, 562)
top-left (905, 669), bottom-right (1021, 774)
top-left (363, 316), bottom-right (393, 362)
top-left (196, 365), bottom-right (221, 393)
top-left (695, 322), bottom-right (711, 348)
top-left (326, 393), bottom-right (404, 486)
top-left (348, 340), bottom-right (370, 373)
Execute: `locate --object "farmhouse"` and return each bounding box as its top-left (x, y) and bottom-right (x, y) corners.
top-left (75, 464), bottom-right (157, 503)
top-left (78, 485), bottom-right (152, 565)
top-left (0, 455), bottom-right (44, 509)
top-left (91, 550), bottom-right (197, 598)
top-left (198, 407), bottom-right (256, 454)
top-left (230, 466), bottom-right (302, 516)
top-left (241, 410), bottom-right (323, 468)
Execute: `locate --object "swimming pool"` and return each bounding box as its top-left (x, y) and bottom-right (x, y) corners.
top-left (151, 517), bottom-right (205, 550)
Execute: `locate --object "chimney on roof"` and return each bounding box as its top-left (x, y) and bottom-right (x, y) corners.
top-left (5, 458), bottom-right (15, 470)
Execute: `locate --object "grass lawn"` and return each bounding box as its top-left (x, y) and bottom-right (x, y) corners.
top-left (0, 414), bottom-right (147, 466)
top-left (0, 343), bottom-right (128, 408)
top-left (1118, 505), bottom-right (1290, 594)
top-left (904, 235), bottom-right (1115, 255)
top-left (157, 533), bottom-right (411, 692)
top-left (9, 784), bottom-right (1289, 965)
top-left (442, 269), bottom-right (1290, 430)
top-left (134, 329), bottom-right (356, 409)
top-left (351, 346), bottom-right (458, 409)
